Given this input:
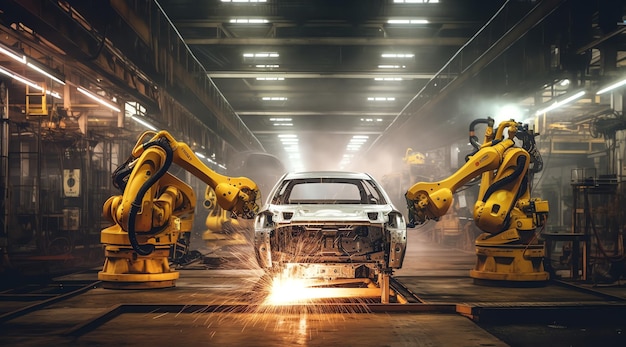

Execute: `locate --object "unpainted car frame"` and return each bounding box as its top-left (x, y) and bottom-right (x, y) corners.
top-left (254, 171), bottom-right (407, 302)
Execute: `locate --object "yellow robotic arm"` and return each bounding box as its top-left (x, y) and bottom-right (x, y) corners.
top-left (202, 186), bottom-right (249, 248)
top-left (99, 130), bottom-right (259, 288)
top-left (405, 118), bottom-right (549, 282)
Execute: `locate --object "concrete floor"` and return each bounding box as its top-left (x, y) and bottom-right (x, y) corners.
top-left (1, 229), bottom-right (626, 346)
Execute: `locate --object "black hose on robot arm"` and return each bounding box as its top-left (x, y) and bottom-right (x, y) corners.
top-left (127, 137), bottom-right (175, 256)
top-left (480, 154), bottom-right (528, 234)
top-left (466, 117), bottom-right (495, 161)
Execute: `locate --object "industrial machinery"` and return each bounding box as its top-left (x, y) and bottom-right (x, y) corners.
top-left (255, 171), bottom-right (407, 303)
top-left (202, 152), bottom-right (285, 249)
top-left (202, 186), bottom-right (246, 248)
top-left (406, 118), bottom-right (550, 283)
top-left (99, 130), bottom-right (259, 288)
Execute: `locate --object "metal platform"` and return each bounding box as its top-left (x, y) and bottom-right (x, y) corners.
top-left (1, 232), bottom-right (626, 346)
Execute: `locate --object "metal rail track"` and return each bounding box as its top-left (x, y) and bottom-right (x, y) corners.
top-left (551, 279), bottom-right (626, 302)
top-left (0, 279), bottom-right (101, 324)
top-left (63, 301), bottom-right (459, 337)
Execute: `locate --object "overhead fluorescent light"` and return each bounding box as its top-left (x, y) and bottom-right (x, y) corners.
top-left (534, 91), bottom-right (585, 115)
top-left (244, 52), bottom-right (279, 58)
top-left (378, 65), bottom-right (405, 69)
top-left (278, 134), bottom-right (297, 138)
top-left (597, 78), bottom-right (626, 95)
top-left (270, 117), bottom-right (292, 121)
top-left (256, 64), bottom-right (279, 68)
top-left (194, 152), bottom-right (206, 159)
top-left (257, 77), bottom-right (284, 81)
top-left (262, 97), bottom-right (287, 101)
top-left (273, 123), bottom-right (293, 126)
top-left (130, 115), bottom-right (157, 131)
top-left (77, 87), bottom-right (121, 112)
top-left (0, 65), bottom-right (61, 99)
top-left (368, 97), bottom-right (396, 101)
top-left (230, 18), bottom-right (269, 24)
top-left (381, 53), bottom-right (414, 58)
top-left (394, 0), bottom-right (439, 3)
top-left (374, 77), bottom-right (403, 81)
top-left (387, 19), bottom-right (429, 24)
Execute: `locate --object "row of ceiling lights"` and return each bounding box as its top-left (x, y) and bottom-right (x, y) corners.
top-left (274, 133), bottom-right (374, 171)
top-left (223, 2), bottom-right (427, 171)
top-left (250, 50), bottom-right (405, 102)
top-left (340, 135), bottom-right (370, 170)
top-left (278, 134), bottom-right (304, 171)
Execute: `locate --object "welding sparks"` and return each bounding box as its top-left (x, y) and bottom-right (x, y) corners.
top-left (265, 276), bottom-right (309, 305)
top-left (261, 268), bottom-right (384, 306)
top-left (263, 275), bottom-right (340, 305)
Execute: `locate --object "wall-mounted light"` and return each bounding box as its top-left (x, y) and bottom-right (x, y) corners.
top-left (0, 42), bottom-right (65, 84)
top-left (597, 78), bottom-right (626, 95)
top-left (0, 65), bottom-right (61, 99)
top-left (534, 91), bottom-right (585, 115)
top-left (130, 115), bottom-right (157, 131)
top-left (77, 87), bottom-right (121, 112)
top-left (0, 44), bottom-right (26, 63)
top-left (26, 62), bottom-right (65, 85)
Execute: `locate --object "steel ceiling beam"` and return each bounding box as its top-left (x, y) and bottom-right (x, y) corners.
top-left (186, 37), bottom-right (468, 46)
top-left (238, 111), bottom-right (398, 116)
top-left (208, 72), bottom-right (439, 79)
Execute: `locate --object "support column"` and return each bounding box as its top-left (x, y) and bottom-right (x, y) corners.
top-left (0, 82), bottom-right (10, 270)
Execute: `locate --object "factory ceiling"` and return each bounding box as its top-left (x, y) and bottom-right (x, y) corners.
top-left (2, 0), bottom-right (626, 172)
top-left (156, 0), bottom-right (625, 171)
top-left (158, 0), bottom-right (518, 170)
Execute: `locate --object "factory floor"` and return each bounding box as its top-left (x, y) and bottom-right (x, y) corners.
top-left (1, 230), bottom-right (626, 347)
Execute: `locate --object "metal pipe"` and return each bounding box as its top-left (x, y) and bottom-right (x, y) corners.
top-left (0, 82), bottom-right (9, 262)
